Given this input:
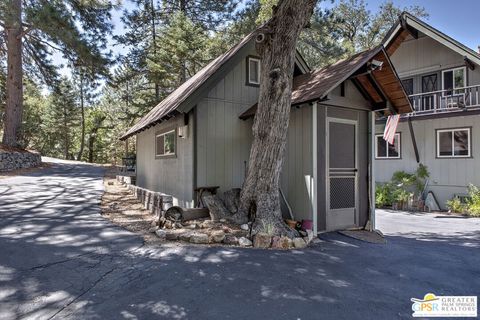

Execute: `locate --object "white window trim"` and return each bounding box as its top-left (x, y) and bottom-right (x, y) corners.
top-left (375, 133), bottom-right (401, 159)
top-left (441, 66), bottom-right (466, 96)
top-left (155, 129), bottom-right (176, 157)
top-left (436, 127), bottom-right (471, 158)
top-left (247, 57), bottom-right (261, 85)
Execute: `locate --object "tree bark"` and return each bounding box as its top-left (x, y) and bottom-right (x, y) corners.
top-left (233, 0), bottom-right (316, 237)
top-left (77, 74), bottom-right (85, 161)
top-left (2, 0), bottom-right (23, 147)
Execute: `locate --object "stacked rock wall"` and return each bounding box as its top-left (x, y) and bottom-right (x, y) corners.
top-left (0, 151), bottom-right (42, 171)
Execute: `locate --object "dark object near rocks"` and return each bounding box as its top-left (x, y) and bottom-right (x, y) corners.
top-left (202, 194), bottom-right (231, 221)
top-left (165, 206), bottom-right (210, 222)
top-left (223, 188), bottom-right (241, 213)
top-left (223, 235), bottom-right (239, 245)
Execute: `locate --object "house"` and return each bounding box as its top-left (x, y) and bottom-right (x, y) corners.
top-left (374, 13), bottom-right (480, 209)
top-left (121, 29), bottom-right (412, 234)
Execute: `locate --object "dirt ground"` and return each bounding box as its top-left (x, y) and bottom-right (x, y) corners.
top-left (100, 167), bottom-right (164, 245)
top-left (0, 162), bottom-right (51, 179)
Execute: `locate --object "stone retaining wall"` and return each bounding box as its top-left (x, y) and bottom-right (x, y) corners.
top-left (117, 175), bottom-right (173, 215)
top-left (0, 150), bottom-right (42, 172)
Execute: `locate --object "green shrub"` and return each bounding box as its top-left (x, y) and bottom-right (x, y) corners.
top-left (376, 183), bottom-right (395, 207)
top-left (446, 197), bottom-right (466, 214)
top-left (466, 184), bottom-right (480, 217)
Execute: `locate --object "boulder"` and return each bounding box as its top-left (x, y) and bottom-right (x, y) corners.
top-left (209, 230), bottom-right (226, 243)
top-left (293, 237), bottom-right (307, 249)
top-left (253, 233), bottom-right (272, 248)
top-left (271, 236), bottom-right (292, 249)
top-left (155, 229), bottom-right (167, 239)
top-left (240, 224), bottom-right (249, 231)
top-left (166, 230), bottom-right (180, 241)
top-left (190, 233), bottom-right (209, 244)
top-left (223, 235), bottom-right (239, 245)
top-left (179, 232), bottom-right (193, 242)
top-left (238, 237), bottom-right (253, 247)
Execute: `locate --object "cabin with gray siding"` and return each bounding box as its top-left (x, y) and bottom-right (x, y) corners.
top-left (125, 29), bottom-right (411, 233)
top-left (375, 13), bottom-right (480, 209)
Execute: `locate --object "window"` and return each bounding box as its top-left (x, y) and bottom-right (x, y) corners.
top-left (375, 133), bottom-right (401, 159)
top-left (155, 129), bottom-right (176, 157)
top-left (436, 128), bottom-right (471, 158)
top-left (402, 78), bottom-right (414, 96)
top-left (442, 67), bottom-right (466, 96)
top-left (247, 56), bottom-right (260, 86)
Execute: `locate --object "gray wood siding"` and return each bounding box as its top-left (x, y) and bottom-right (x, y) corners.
top-left (280, 104), bottom-right (314, 222)
top-left (391, 35), bottom-right (480, 90)
top-left (195, 49), bottom-right (259, 192)
top-left (375, 115), bottom-right (480, 209)
top-left (136, 114), bottom-right (194, 207)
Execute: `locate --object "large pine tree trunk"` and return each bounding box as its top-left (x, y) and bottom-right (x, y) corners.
top-left (77, 75), bottom-right (85, 161)
top-left (234, 0), bottom-right (316, 236)
top-left (2, 0), bottom-right (23, 147)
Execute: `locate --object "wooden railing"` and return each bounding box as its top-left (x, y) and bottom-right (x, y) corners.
top-left (409, 85), bottom-right (480, 115)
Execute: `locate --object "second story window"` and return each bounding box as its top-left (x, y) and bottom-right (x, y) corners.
top-left (436, 128), bottom-right (471, 158)
top-left (247, 56), bottom-right (260, 86)
top-left (442, 67), bottom-right (466, 96)
top-left (375, 133), bottom-right (401, 159)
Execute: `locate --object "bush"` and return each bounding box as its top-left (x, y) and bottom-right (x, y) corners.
top-left (446, 197), bottom-right (466, 214)
top-left (466, 184), bottom-right (480, 217)
top-left (376, 183), bottom-right (395, 208)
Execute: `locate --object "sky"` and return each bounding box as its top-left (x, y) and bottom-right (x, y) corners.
top-left (53, 0), bottom-right (480, 78)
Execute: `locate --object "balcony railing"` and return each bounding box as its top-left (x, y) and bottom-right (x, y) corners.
top-left (409, 85), bottom-right (480, 115)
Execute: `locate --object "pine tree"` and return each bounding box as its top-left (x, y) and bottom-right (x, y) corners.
top-left (0, 0), bottom-right (113, 147)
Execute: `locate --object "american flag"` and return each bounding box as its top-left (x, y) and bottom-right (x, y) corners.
top-left (383, 114), bottom-right (400, 145)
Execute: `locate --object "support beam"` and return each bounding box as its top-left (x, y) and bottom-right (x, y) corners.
top-left (369, 111), bottom-right (376, 231)
top-left (312, 101), bottom-right (318, 235)
top-left (367, 74), bottom-right (397, 115)
top-left (400, 15), bottom-right (418, 39)
top-left (408, 116), bottom-right (420, 163)
top-left (464, 56), bottom-right (475, 70)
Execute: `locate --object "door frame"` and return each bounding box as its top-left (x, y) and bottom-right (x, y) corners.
top-left (325, 117), bottom-right (359, 231)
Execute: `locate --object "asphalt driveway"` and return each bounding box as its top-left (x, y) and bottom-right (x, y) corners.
top-left (0, 159), bottom-right (479, 319)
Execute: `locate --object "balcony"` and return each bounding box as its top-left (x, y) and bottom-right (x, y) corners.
top-left (409, 85), bottom-right (480, 115)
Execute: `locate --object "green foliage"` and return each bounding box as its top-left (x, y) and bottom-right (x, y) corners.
top-left (376, 183), bottom-right (395, 207)
top-left (465, 185), bottom-right (480, 217)
top-left (376, 164), bottom-right (430, 209)
top-left (446, 197), bottom-right (466, 214)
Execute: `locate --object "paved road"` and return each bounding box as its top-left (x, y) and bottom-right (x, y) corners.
top-left (1, 160), bottom-right (479, 319)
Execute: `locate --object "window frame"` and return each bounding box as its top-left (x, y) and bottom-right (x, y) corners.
top-left (436, 127), bottom-right (471, 158)
top-left (155, 128), bottom-right (177, 159)
top-left (375, 133), bottom-right (401, 160)
top-left (441, 66), bottom-right (467, 96)
top-left (246, 56), bottom-right (261, 87)
top-left (401, 78), bottom-right (414, 96)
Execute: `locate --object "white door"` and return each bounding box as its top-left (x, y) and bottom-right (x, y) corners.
top-left (326, 118), bottom-right (358, 231)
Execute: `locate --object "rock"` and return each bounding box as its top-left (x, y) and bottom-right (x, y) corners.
top-left (271, 236), bottom-right (292, 249)
top-left (238, 237), bottom-right (252, 247)
top-left (219, 218), bottom-right (227, 223)
top-left (166, 230), bottom-right (179, 241)
top-left (223, 235), bottom-right (239, 245)
top-left (190, 233), bottom-right (209, 244)
top-left (222, 226), bottom-right (232, 233)
top-left (148, 227), bottom-right (158, 233)
top-left (179, 232), bottom-right (192, 242)
top-left (175, 222), bottom-right (183, 229)
top-left (201, 220), bottom-right (215, 229)
top-left (108, 181), bottom-right (114, 185)
top-left (210, 230), bottom-right (225, 243)
top-left (150, 220), bottom-right (158, 227)
top-left (164, 220), bottom-right (173, 229)
top-left (253, 233), bottom-right (272, 248)
top-left (155, 229), bottom-right (167, 239)
top-left (306, 229), bottom-right (314, 243)
top-left (240, 224), bottom-right (249, 231)
top-left (184, 223), bottom-right (197, 229)
top-left (293, 237), bottom-right (307, 249)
